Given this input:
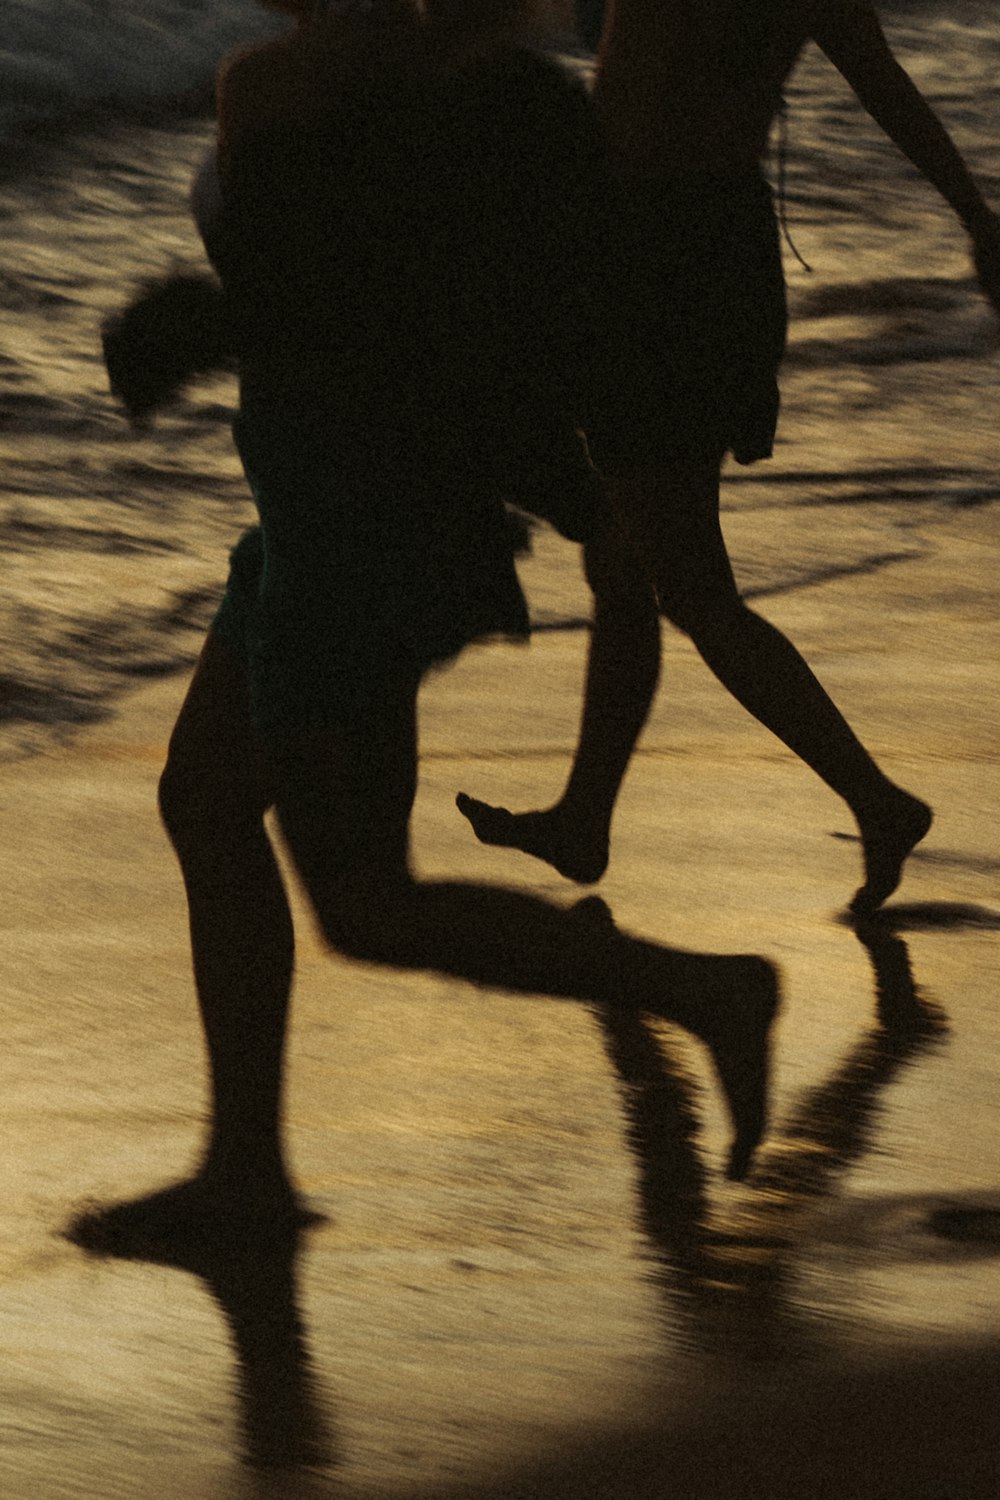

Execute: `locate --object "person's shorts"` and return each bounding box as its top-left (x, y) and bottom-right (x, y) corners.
top-left (212, 404), bottom-right (530, 742)
top-left (585, 168), bottom-right (788, 472)
top-left (497, 421), bottom-right (611, 546)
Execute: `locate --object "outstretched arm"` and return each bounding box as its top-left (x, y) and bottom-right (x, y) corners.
top-left (810, 0), bottom-right (1000, 315)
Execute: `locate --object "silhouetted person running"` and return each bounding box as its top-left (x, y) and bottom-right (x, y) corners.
top-left (73, 0), bottom-right (782, 1261)
top-left (458, 0), bottom-right (1000, 915)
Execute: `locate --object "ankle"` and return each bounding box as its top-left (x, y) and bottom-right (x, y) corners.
top-left (200, 1143), bottom-right (292, 1196)
top-left (855, 780), bottom-right (927, 827)
top-left (553, 795), bottom-right (612, 841)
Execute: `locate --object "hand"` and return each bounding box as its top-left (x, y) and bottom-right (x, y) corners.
top-left (101, 273), bottom-right (232, 424)
top-left (968, 209), bottom-right (1000, 320)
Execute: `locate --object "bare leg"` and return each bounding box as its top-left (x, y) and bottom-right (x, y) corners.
top-left (274, 686), bottom-right (779, 1181)
top-left (613, 461), bottom-right (931, 912)
top-left (70, 649), bottom-right (780, 1265)
top-left (459, 460), bottom-right (929, 909)
top-left (70, 630), bottom-right (302, 1253)
top-left (157, 631), bottom-right (296, 1192)
top-left (457, 508), bottom-right (661, 882)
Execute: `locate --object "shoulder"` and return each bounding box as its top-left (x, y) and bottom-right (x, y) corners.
top-left (217, 32), bottom-right (300, 99)
top-left (449, 45), bottom-right (604, 196)
top-left (452, 42), bottom-right (593, 123)
top-left (799, 0), bottom-right (880, 35)
top-left (216, 34), bottom-right (302, 153)
top-left (799, 0), bottom-right (875, 19)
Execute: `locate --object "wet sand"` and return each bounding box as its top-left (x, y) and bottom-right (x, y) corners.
top-left (2, 531), bottom-right (999, 1499)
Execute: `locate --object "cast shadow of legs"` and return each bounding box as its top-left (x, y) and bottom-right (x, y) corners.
top-left (592, 917), bottom-right (948, 1361)
top-left (63, 922), bottom-right (941, 1474)
top-left (65, 893), bottom-right (780, 1472)
top-left (69, 1216), bottom-right (335, 1473)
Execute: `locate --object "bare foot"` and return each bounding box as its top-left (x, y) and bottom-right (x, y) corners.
top-left (65, 1173), bottom-right (321, 1264)
top-left (850, 791), bottom-right (933, 916)
top-left (456, 793), bottom-right (609, 885)
top-left (664, 956), bottom-right (781, 1182)
top-left (571, 899), bottom-right (779, 1181)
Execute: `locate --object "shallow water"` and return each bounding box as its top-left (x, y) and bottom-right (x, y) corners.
top-left (3, 10), bottom-right (1000, 1499)
top-left (2, 641), bottom-right (1000, 1498)
top-left (0, 0), bottom-right (998, 760)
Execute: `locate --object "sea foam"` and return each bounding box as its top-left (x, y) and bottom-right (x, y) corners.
top-left (0, 0), bottom-right (279, 137)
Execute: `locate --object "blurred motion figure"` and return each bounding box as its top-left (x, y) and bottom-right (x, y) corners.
top-left (458, 0), bottom-right (1000, 915)
top-left (78, 0), bottom-right (781, 1256)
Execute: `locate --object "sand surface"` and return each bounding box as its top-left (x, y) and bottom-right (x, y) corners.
top-left (2, 535), bottom-right (999, 1499)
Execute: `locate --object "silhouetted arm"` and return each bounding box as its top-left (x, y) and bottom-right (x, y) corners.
top-left (810, 0), bottom-right (1000, 315)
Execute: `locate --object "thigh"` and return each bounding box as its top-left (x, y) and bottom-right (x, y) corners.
top-left (582, 504), bottom-right (660, 620)
top-left (271, 673), bottom-right (420, 912)
top-left (607, 460), bottom-right (742, 616)
top-left (160, 626), bottom-right (274, 828)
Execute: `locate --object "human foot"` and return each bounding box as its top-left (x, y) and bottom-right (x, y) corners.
top-left (65, 1173), bottom-right (321, 1264)
top-left (669, 957), bottom-right (781, 1182)
top-left (849, 791), bottom-right (933, 916)
top-left (455, 793), bottom-right (609, 885)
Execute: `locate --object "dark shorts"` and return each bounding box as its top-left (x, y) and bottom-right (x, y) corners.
top-left (497, 422), bottom-right (611, 546)
top-left (213, 404), bottom-right (530, 742)
top-left (585, 168), bottom-right (788, 471)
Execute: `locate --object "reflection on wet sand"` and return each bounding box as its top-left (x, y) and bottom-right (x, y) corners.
top-left (593, 916), bottom-right (948, 1363)
top-left (64, 897), bottom-right (778, 1471)
top-left (64, 908), bottom-right (958, 1479)
top-left (78, 1224), bottom-right (333, 1472)
top-left (195, 1235), bottom-right (334, 1472)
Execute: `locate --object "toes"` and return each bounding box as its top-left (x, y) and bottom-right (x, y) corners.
top-left (852, 798), bottom-right (932, 914)
top-left (455, 793), bottom-right (510, 842)
top-left (455, 796), bottom-right (608, 884)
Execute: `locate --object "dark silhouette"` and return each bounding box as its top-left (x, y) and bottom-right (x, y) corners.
top-left (592, 913), bottom-right (949, 1364)
top-left (459, 0), bottom-right (1000, 915)
top-left (68, 916), bottom-right (954, 1482)
top-left (68, 1212), bottom-right (333, 1471)
top-left (77, 0), bottom-right (780, 1260)
top-left (574, 0), bottom-right (605, 53)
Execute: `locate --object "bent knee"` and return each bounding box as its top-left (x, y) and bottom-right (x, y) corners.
top-left (313, 896), bottom-right (403, 964)
top-left (158, 756), bottom-right (198, 841)
top-left (308, 874), bottom-right (419, 964)
top-left (158, 752), bottom-right (265, 849)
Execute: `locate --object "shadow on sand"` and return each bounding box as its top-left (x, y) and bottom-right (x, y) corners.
top-left (591, 916), bottom-right (951, 1360)
top-left (64, 913), bottom-right (1000, 1494)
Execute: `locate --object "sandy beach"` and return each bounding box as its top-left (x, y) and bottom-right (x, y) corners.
top-left (2, 517), bottom-right (999, 1500)
top-left (2, 0), bottom-right (1000, 1492)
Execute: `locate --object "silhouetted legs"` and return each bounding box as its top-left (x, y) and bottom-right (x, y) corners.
top-left (74, 623), bottom-right (778, 1252)
top-left (458, 506), bottom-right (661, 883)
top-left (459, 458), bottom-right (931, 911)
top-left (156, 631), bottom-right (297, 1214)
top-left (269, 670), bottom-right (778, 1182)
